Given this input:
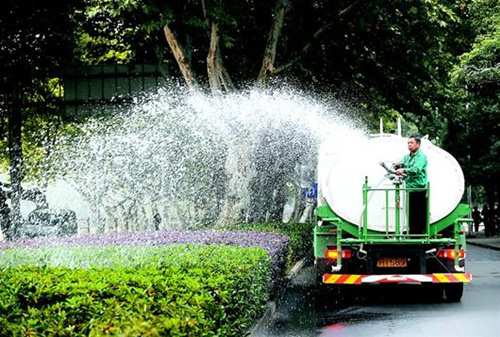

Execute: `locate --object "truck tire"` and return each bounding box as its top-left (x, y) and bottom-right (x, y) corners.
top-left (444, 283), bottom-right (463, 302)
top-left (314, 260), bottom-right (329, 286)
top-left (422, 284), bottom-right (443, 302)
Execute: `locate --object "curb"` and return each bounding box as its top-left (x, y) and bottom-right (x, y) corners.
top-left (248, 258), bottom-right (306, 336)
top-left (467, 241), bottom-right (500, 252)
top-left (287, 258), bottom-right (306, 279)
top-left (248, 301), bottom-right (276, 336)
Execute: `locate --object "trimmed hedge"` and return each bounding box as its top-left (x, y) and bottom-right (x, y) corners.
top-left (0, 244), bottom-right (270, 336)
top-left (0, 229), bottom-right (290, 295)
top-left (226, 222), bottom-right (313, 269)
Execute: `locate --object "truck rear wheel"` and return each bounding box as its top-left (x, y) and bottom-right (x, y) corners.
top-left (422, 284), bottom-right (443, 302)
top-left (444, 283), bottom-right (463, 302)
top-left (314, 260), bottom-right (329, 286)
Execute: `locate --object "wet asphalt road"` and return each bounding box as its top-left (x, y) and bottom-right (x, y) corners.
top-left (257, 245), bottom-right (500, 337)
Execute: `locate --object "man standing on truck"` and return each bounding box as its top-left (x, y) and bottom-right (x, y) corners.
top-left (394, 135), bottom-right (428, 234)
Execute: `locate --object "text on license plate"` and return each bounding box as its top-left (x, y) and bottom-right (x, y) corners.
top-left (377, 257), bottom-right (408, 268)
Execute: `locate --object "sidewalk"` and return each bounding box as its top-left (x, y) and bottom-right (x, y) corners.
top-left (466, 230), bottom-right (500, 251)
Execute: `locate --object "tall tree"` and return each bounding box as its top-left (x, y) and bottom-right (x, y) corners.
top-left (77, 0), bottom-right (469, 114)
top-left (72, 0), bottom-right (473, 226)
top-left (0, 0), bottom-right (83, 239)
top-left (449, 0), bottom-right (500, 206)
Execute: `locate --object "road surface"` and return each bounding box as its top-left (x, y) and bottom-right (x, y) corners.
top-left (258, 245), bottom-right (500, 337)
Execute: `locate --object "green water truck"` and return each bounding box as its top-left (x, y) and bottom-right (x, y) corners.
top-left (314, 134), bottom-right (472, 302)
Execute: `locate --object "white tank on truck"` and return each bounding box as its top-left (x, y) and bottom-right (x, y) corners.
top-left (317, 134), bottom-right (465, 232)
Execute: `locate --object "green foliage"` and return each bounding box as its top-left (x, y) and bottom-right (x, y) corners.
top-left (75, 0), bottom-right (141, 64)
top-left (33, 0), bottom-right (476, 137)
top-left (446, 0), bottom-right (500, 203)
top-left (0, 244), bottom-right (270, 336)
top-left (0, 0), bottom-right (84, 90)
top-left (468, 0), bottom-right (500, 35)
top-left (452, 32), bottom-right (500, 90)
top-left (74, 0), bottom-right (248, 67)
top-left (0, 0), bottom-right (85, 184)
top-left (226, 222), bottom-right (314, 268)
top-left (266, 0), bottom-right (472, 136)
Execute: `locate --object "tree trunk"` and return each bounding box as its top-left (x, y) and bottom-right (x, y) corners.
top-left (207, 22), bottom-right (222, 94)
top-left (290, 188), bottom-right (305, 223)
top-left (7, 97), bottom-right (24, 240)
top-left (0, 185), bottom-right (9, 241)
top-left (117, 203), bottom-right (127, 231)
top-left (104, 206), bottom-right (117, 232)
top-left (207, 21), bottom-right (235, 94)
top-left (215, 142), bottom-right (253, 227)
top-left (257, 0), bottom-right (290, 85)
top-left (163, 24), bottom-right (200, 91)
top-left (258, 1), bottom-right (359, 79)
top-left (127, 201), bottom-right (138, 231)
top-left (299, 200), bottom-right (314, 223)
top-left (216, 47), bottom-right (234, 91)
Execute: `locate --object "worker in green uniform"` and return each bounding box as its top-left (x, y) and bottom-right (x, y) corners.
top-left (394, 135), bottom-right (428, 234)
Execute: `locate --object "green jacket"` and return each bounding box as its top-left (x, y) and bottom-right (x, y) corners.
top-left (400, 148), bottom-right (427, 189)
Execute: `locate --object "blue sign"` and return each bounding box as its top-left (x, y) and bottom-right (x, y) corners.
top-left (301, 183), bottom-right (318, 200)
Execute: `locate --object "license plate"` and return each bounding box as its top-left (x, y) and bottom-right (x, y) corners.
top-left (377, 257), bottom-right (408, 268)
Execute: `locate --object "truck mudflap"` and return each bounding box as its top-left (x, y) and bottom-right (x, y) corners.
top-left (323, 273), bottom-right (472, 284)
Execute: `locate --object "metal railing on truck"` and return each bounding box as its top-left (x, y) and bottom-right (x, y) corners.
top-left (315, 176), bottom-right (472, 273)
top-left (316, 176), bottom-right (472, 246)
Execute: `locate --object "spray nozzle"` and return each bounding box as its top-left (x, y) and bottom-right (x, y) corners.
top-left (380, 161), bottom-right (406, 183)
top-left (379, 161), bottom-right (395, 174)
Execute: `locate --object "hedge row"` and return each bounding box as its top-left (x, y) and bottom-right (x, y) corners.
top-left (226, 222), bottom-right (313, 269)
top-left (0, 229), bottom-right (290, 294)
top-left (0, 244), bottom-right (270, 336)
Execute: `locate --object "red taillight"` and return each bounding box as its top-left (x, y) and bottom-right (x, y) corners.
top-left (437, 249), bottom-right (465, 259)
top-left (325, 248), bottom-right (352, 260)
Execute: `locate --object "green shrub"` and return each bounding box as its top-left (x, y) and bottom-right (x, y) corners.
top-left (225, 222), bottom-right (314, 269)
top-left (0, 245), bottom-right (270, 336)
